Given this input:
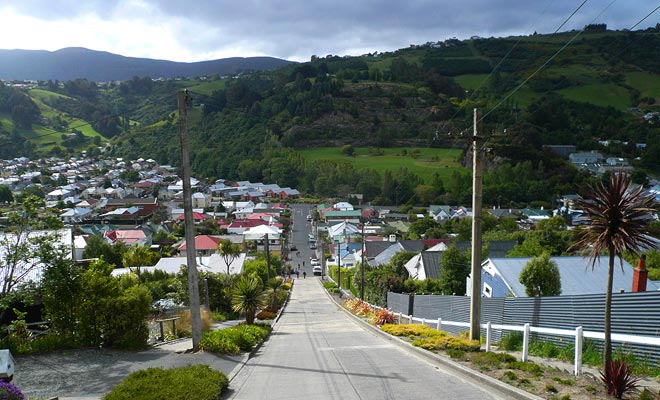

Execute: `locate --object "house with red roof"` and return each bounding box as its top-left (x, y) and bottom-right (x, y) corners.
top-left (178, 235), bottom-right (222, 257)
top-left (104, 229), bottom-right (148, 246)
top-left (226, 219), bottom-right (269, 235)
top-left (176, 211), bottom-right (209, 224)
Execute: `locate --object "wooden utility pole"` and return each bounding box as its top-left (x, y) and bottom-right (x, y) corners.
top-left (360, 221), bottom-right (365, 300)
top-left (265, 233), bottom-right (271, 280)
top-left (178, 89), bottom-right (202, 349)
top-left (469, 108), bottom-right (483, 342)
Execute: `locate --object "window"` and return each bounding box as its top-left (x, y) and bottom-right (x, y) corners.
top-left (483, 283), bottom-right (492, 298)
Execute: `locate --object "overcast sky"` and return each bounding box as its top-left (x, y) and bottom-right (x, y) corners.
top-left (0, 1), bottom-right (655, 62)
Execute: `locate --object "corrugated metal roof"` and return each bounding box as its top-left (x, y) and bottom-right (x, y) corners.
top-left (487, 256), bottom-right (660, 297)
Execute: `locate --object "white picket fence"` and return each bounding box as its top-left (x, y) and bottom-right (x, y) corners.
top-left (396, 312), bottom-right (660, 376)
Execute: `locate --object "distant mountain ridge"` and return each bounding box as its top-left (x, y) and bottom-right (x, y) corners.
top-left (0, 47), bottom-right (294, 82)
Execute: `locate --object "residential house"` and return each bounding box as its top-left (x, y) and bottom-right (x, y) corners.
top-left (429, 205), bottom-right (452, 222)
top-left (60, 207), bottom-right (92, 224)
top-left (104, 229), bottom-right (148, 246)
top-left (178, 235), bottom-right (222, 258)
top-left (192, 192), bottom-right (211, 209)
top-left (472, 256), bottom-right (660, 298)
top-left (368, 240), bottom-right (427, 267)
top-left (404, 251), bottom-right (444, 281)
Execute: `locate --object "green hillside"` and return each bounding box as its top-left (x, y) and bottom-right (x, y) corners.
top-left (298, 147), bottom-right (464, 183)
top-left (4, 28), bottom-right (660, 206)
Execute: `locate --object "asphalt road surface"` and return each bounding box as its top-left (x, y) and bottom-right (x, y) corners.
top-left (226, 277), bottom-right (507, 400)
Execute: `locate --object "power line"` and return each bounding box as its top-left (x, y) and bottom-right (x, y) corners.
top-left (478, 0), bottom-right (618, 124)
top-left (630, 4), bottom-right (660, 30)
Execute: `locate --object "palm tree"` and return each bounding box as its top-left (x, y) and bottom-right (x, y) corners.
top-left (570, 171), bottom-right (658, 377)
top-left (232, 275), bottom-right (266, 324)
top-left (217, 239), bottom-right (241, 274)
top-left (266, 277), bottom-right (284, 311)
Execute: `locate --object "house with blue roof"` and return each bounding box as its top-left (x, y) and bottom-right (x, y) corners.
top-left (471, 256), bottom-right (660, 298)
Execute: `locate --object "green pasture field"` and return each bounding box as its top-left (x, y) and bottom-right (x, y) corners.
top-left (297, 147), bottom-right (466, 182)
top-left (626, 72), bottom-right (660, 99)
top-left (185, 80), bottom-right (227, 97)
top-left (557, 83), bottom-right (631, 109)
top-left (453, 74), bottom-right (490, 90)
top-left (28, 89), bottom-right (72, 105)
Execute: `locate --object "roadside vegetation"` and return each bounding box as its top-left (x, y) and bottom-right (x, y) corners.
top-left (102, 365), bottom-right (229, 400)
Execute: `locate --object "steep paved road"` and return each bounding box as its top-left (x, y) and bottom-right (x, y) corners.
top-left (227, 276), bottom-right (507, 400)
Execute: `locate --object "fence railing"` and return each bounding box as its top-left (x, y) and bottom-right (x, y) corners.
top-left (395, 313), bottom-right (660, 376)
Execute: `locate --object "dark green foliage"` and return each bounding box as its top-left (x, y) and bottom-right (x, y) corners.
top-left (519, 253), bottom-right (562, 297)
top-left (41, 260), bottom-right (152, 350)
top-left (498, 332), bottom-right (523, 351)
top-left (82, 235), bottom-right (127, 268)
top-left (200, 323), bottom-right (271, 354)
top-left (103, 365), bottom-right (228, 400)
top-left (438, 245), bottom-right (470, 295)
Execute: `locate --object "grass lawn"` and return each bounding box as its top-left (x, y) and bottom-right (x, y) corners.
top-left (558, 83), bottom-right (631, 109)
top-left (298, 147), bottom-right (466, 182)
top-left (186, 80), bottom-right (227, 96)
top-left (453, 74), bottom-right (490, 91)
top-left (626, 71), bottom-right (660, 99)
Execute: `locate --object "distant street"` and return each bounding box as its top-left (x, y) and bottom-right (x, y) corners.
top-left (227, 239), bottom-right (506, 400)
top-left (287, 204), bottom-right (316, 277)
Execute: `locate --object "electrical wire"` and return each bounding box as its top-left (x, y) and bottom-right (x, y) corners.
top-left (478, 0), bottom-right (618, 125)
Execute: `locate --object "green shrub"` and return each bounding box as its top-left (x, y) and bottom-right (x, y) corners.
top-left (323, 282), bottom-right (338, 290)
top-left (498, 332), bottom-right (523, 351)
top-left (544, 383), bottom-right (558, 393)
top-left (470, 351), bottom-right (517, 368)
top-left (529, 340), bottom-right (559, 358)
top-left (507, 361), bottom-right (543, 376)
top-left (103, 365), bottom-right (228, 400)
top-left (502, 370), bottom-right (518, 381)
top-left (446, 349), bottom-right (466, 360)
top-left (200, 324), bottom-right (271, 355)
top-left (199, 334), bottom-right (240, 355)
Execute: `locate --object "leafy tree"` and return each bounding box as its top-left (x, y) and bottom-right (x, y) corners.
top-left (0, 185), bottom-right (12, 203)
top-left (341, 144), bottom-right (355, 156)
top-left (518, 253), bottom-right (561, 296)
top-left (122, 244), bottom-right (161, 271)
top-left (0, 196), bottom-right (62, 297)
top-left (570, 172), bottom-right (658, 379)
top-left (507, 236), bottom-right (546, 257)
top-left (438, 245), bottom-right (470, 295)
top-left (82, 235), bottom-right (127, 268)
top-left (407, 217), bottom-right (440, 239)
top-left (217, 239), bottom-right (241, 274)
top-left (232, 275), bottom-right (266, 325)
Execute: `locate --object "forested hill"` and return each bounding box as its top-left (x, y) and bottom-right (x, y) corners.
top-left (4, 28), bottom-right (660, 206)
top-left (0, 47), bottom-right (293, 81)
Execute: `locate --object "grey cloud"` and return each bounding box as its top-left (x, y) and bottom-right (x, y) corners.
top-left (7, 1), bottom-right (654, 61)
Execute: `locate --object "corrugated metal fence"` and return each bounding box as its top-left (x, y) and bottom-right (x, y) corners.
top-left (387, 291), bottom-right (660, 363)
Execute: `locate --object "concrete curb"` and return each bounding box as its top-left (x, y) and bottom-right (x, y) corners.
top-left (321, 285), bottom-right (544, 400)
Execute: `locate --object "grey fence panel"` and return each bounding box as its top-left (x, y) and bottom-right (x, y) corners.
top-left (387, 292), bottom-right (410, 317)
top-left (482, 297), bottom-right (506, 341)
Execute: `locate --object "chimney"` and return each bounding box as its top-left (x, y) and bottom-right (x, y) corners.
top-left (632, 255), bottom-right (648, 293)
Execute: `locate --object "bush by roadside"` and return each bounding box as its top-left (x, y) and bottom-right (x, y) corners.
top-left (102, 365), bottom-right (228, 400)
top-left (200, 323), bottom-right (271, 355)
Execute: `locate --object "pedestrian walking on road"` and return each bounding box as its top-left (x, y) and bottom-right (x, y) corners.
top-left (295, 270), bottom-right (299, 278)
top-left (303, 271), bottom-right (306, 279)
